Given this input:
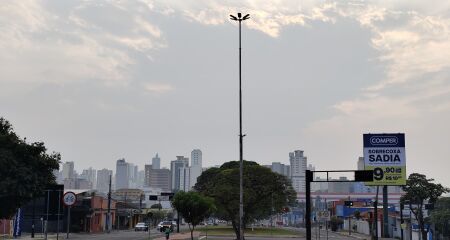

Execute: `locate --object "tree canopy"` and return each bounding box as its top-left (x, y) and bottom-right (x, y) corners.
top-left (194, 160), bottom-right (296, 239)
top-left (401, 173), bottom-right (449, 240)
top-left (430, 197), bottom-right (450, 236)
top-left (0, 117), bottom-right (60, 218)
top-left (172, 191), bottom-right (215, 240)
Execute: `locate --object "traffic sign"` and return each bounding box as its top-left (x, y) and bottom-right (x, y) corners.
top-left (317, 211), bottom-right (330, 221)
top-left (63, 192), bottom-right (76, 206)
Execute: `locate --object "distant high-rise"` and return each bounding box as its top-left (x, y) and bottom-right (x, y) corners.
top-left (171, 156), bottom-right (189, 191)
top-left (357, 157), bottom-right (364, 170)
top-left (290, 150), bottom-right (307, 193)
top-left (270, 162), bottom-right (290, 178)
top-left (80, 167), bottom-right (96, 189)
top-left (97, 168), bottom-right (112, 193)
top-left (145, 164), bottom-right (171, 191)
top-left (190, 149), bottom-right (203, 189)
top-left (191, 149), bottom-right (202, 167)
top-left (116, 158), bottom-right (129, 190)
top-left (62, 161), bottom-right (75, 179)
top-left (152, 153), bottom-right (161, 169)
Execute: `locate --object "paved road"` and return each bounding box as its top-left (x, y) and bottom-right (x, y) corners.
top-left (18, 227), bottom-right (365, 240)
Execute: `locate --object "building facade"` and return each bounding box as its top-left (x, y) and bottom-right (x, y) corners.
top-left (289, 150), bottom-right (307, 193)
top-left (170, 156), bottom-right (189, 191)
top-left (145, 165), bottom-right (171, 192)
top-left (116, 158), bottom-right (129, 190)
top-left (96, 168), bottom-right (112, 193)
top-left (152, 153), bottom-right (160, 169)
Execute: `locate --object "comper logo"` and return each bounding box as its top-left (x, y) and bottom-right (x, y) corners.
top-left (370, 136), bottom-right (398, 145)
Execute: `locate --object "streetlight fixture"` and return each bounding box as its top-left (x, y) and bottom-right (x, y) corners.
top-left (229, 12), bottom-right (250, 240)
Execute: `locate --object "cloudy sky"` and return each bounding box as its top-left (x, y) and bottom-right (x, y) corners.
top-left (1, 0), bottom-right (449, 186)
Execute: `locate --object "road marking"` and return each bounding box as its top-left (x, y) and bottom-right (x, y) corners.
top-left (199, 237), bottom-right (206, 239)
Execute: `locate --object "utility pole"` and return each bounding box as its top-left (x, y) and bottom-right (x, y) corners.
top-left (383, 186), bottom-right (389, 238)
top-left (107, 174), bottom-right (112, 233)
top-left (229, 12), bottom-right (250, 240)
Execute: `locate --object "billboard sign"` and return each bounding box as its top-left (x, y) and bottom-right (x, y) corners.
top-left (363, 133), bottom-right (406, 185)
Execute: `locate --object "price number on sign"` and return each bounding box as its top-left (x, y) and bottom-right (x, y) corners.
top-left (373, 167), bottom-right (384, 180)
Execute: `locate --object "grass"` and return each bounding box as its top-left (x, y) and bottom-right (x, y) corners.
top-left (195, 226), bottom-right (303, 237)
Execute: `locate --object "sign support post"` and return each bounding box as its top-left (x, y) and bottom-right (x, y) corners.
top-left (66, 206), bottom-right (71, 239)
top-left (62, 191), bottom-right (76, 239)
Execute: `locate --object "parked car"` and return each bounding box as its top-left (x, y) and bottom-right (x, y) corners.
top-left (158, 221), bottom-right (174, 232)
top-left (135, 222), bottom-right (149, 231)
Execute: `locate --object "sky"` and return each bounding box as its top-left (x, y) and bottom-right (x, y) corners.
top-left (1, 1), bottom-right (450, 187)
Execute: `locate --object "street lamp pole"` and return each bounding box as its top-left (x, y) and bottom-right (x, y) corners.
top-left (230, 12), bottom-right (250, 240)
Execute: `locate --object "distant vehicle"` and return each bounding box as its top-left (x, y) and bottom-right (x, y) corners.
top-left (158, 221), bottom-right (174, 232)
top-left (135, 222), bottom-right (148, 231)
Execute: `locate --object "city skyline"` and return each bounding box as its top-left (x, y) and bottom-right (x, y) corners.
top-left (1, 1), bottom-right (449, 187)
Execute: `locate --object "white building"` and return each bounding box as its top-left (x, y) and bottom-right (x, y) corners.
top-left (171, 156), bottom-right (189, 191)
top-left (96, 168), bottom-right (112, 193)
top-left (80, 167), bottom-right (96, 189)
top-left (190, 149), bottom-right (203, 189)
top-left (152, 153), bottom-right (161, 169)
top-left (62, 161), bottom-right (75, 179)
top-left (289, 150), bottom-right (307, 193)
top-left (116, 158), bottom-right (129, 190)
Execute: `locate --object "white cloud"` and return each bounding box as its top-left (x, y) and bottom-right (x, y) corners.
top-left (143, 83), bottom-right (174, 94)
top-left (0, 1), bottom-right (166, 89)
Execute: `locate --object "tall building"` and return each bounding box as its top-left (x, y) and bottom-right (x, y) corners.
top-left (97, 168), bottom-right (113, 193)
top-left (62, 161), bottom-right (75, 179)
top-left (145, 165), bottom-right (171, 192)
top-left (189, 149), bottom-right (203, 189)
top-left (127, 163), bottom-right (138, 188)
top-left (270, 162), bottom-right (290, 178)
top-left (80, 167), bottom-right (97, 189)
top-left (116, 158), bottom-right (129, 190)
top-left (191, 149), bottom-right (202, 167)
top-left (170, 156), bottom-right (189, 191)
top-left (152, 153), bottom-right (161, 169)
top-left (357, 157), bottom-right (364, 170)
top-left (290, 150), bottom-right (307, 193)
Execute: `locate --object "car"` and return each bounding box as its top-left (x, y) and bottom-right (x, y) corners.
top-left (158, 221), bottom-right (174, 232)
top-left (134, 222), bottom-right (149, 231)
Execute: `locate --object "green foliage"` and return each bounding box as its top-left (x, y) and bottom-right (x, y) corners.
top-left (194, 160), bottom-right (296, 239)
top-left (401, 173), bottom-right (449, 240)
top-left (0, 117), bottom-right (60, 218)
top-left (172, 191), bottom-right (215, 240)
top-left (430, 197), bottom-right (450, 235)
top-left (148, 209), bottom-right (170, 226)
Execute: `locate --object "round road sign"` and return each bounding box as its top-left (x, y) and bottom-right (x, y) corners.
top-left (63, 192), bottom-right (77, 206)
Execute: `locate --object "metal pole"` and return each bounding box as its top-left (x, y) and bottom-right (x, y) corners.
top-left (374, 186), bottom-right (379, 240)
top-left (383, 186), bottom-right (389, 237)
top-left (66, 206), bottom-right (71, 239)
top-left (238, 17), bottom-right (244, 240)
top-left (409, 208), bottom-right (412, 240)
top-left (56, 190), bottom-right (61, 240)
top-left (400, 202), bottom-right (404, 240)
top-left (306, 170), bottom-right (312, 240)
top-left (31, 197), bottom-right (35, 238)
top-left (348, 196), bottom-right (351, 236)
top-left (107, 174), bottom-right (112, 233)
top-left (45, 190), bottom-right (50, 240)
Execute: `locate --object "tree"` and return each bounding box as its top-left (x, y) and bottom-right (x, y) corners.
top-left (401, 173), bottom-right (449, 240)
top-left (172, 191), bottom-right (215, 240)
top-left (0, 117), bottom-right (60, 218)
top-left (194, 160), bottom-right (296, 240)
top-left (430, 197), bottom-right (450, 237)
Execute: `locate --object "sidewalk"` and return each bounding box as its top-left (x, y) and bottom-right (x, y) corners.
top-left (153, 231), bottom-right (200, 240)
top-left (336, 231), bottom-right (396, 240)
